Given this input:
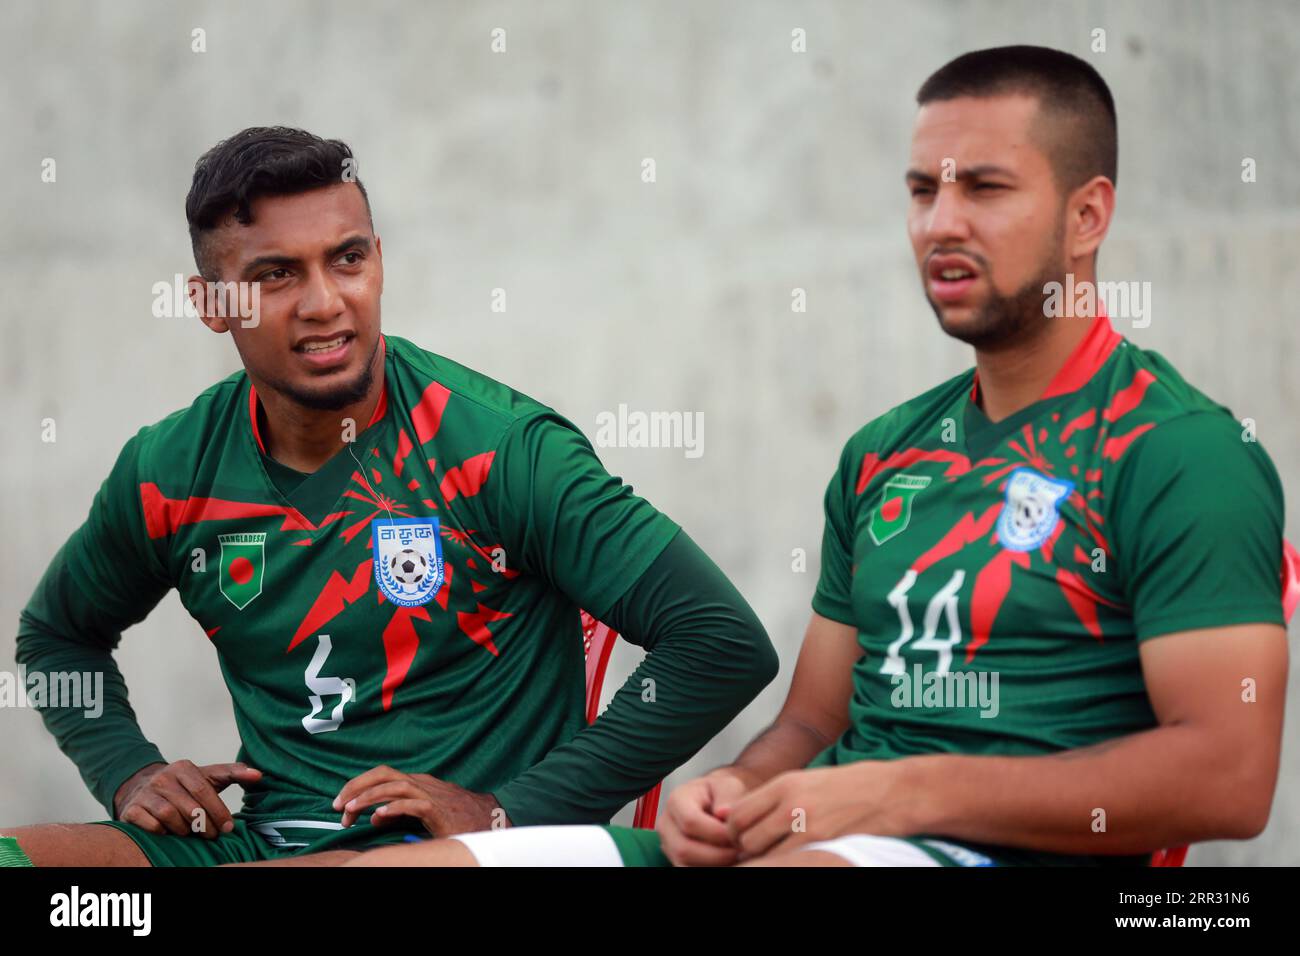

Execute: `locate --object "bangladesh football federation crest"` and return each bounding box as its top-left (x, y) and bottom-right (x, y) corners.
top-left (997, 468), bottom-right (1074, 552)
top-left (218, 532), bottom-right (266, 610)
top-left (869, 474), bottom-right (932, 545)
top-left (373, 517), bottom-right (444, 607)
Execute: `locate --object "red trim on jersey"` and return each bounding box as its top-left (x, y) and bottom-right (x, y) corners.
top-left (287, 560), bottom-right (373, 652)
top-left (249, 385), bottom-right (265, 454)
top-left (381, 605), bottom-right (433, 710)
top-left (411, 380), bottom-right (452, 445)
top-left (911, 502), bottom-right (1002, 575)
top-left (1055, 565), bottom-right (1126, 641)
top-left (967, 549), bottom-right (1031, 661)
top-left (969, 308), bottom-right (1121, 406)
top-left (1041, 310), bottom-right (1121, 399)
top-left (440, 451), bottom-right (496, 502)
top-left (1102, 421), bottom-right (1156, 461)
top-left (393, 429), bottom-right (415, 478)
top-left (856, 448), bottom-right (972, 496)
top-left (1059, 408), bottom-right (1097, 445)
top-left (370, 334), bottom-right (389, 419)
top-left (1101, 367), bottom-right (1156, 423)
top-left (248, 334), bottom-right (389, 455)
top-left (456, 603), bottom-right (513, 660)
top-left (140, 482), bottom-right (316, 539)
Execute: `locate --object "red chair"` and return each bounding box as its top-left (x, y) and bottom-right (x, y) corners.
top-left (1150, 539), bottom-right (1300, 867)
top-left (582, 610), bottom-right (662, 828)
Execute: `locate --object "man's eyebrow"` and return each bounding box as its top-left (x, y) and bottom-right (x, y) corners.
top-left (238, 235), bottom-right (373, 278)
top-left (328, 234), bottom-right (373, 257)
top-left (905, 164), bottom-right (1019, 184)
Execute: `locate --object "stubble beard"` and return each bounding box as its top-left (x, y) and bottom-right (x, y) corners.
top-left (927, 236), bottom-right (1069, 353)
top-left (269, 333), bottom-right (382, 412)
top-left (932, 273), bottom-right (1049, 352)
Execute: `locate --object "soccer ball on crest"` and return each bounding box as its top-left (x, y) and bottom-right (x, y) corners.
top-left (389, 548), bottom-right (429, 588)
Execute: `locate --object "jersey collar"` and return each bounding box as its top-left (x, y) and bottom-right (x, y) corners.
top-left (968, 306), bottom-right (1121, 407)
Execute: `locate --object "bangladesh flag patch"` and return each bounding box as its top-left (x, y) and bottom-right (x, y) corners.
top-left (869, 474), bottom-right (932, 545)
top-left (218, 532), bottom-right (266, 610)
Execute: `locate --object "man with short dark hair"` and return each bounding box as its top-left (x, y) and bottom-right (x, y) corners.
top-left (358, 45), bottom-right (1289, 867)
top-left (5, 126), bottom-right (777, 866)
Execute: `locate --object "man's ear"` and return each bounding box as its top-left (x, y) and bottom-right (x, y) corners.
top-left (375, 234), bottom-right (384, 296)
top-left (188, 275), bottom-right (230, 333)
top-left (1066, 175), bottom-right (1115, 265)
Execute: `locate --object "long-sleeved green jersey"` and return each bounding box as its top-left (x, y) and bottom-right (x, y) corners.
top-left (16, 334), bottom-right (775, 832)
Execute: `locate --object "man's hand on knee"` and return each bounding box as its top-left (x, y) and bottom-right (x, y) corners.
top-left (114, 760), bottom-right (262, 839)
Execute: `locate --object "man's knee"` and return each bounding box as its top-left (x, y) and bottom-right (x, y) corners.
top-left (740, 848), bottom-right (853, 867)
top-left (223, 849), bottom-right (361, 867)
top-left (1, 823), bottom-right (150, 867)
top-left (345, 839), bottom-right (479, 867)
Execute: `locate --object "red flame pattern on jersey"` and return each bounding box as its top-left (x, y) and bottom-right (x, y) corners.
top-left (860, 356), bottom-right (1158, 663)
top-left (142, 370), bottom-right (522, 711)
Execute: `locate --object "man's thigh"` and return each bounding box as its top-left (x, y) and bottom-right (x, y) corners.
top-left (225, 850), bottom-right (363, 867)
top-left (345, 840), bottom-right (478, 867)
top-left (749, 834), bottom-right (993, 867)
top-left (1, 823), bottom-right (150, 867)
top-left (5, 818), bottom-right (424, 867)
top-left (8, 819), bottom-right (278, 867)
top-left (742, 849), bottom-right (853, 867)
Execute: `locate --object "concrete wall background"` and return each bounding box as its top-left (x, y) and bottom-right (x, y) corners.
top-left (1, 0), bottom-right (1296, 865)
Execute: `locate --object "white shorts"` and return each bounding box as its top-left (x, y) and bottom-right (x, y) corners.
top-left (453, 825), bottom-right (625, 867)
top-left (801, 835), bottom-right (995, 867)
top-left (451, 825), bottom-right (994, 867)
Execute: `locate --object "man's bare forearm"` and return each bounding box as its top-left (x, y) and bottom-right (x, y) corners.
top-left (902, 722), bottom-right (1276, 855)
top-left (725, 716), bottom-right (835, 788)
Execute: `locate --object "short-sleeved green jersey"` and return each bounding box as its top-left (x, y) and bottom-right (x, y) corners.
top-left (812, 314), bottom-right (1285, 772)
top-left (48, 334), bottom-right (678, 827)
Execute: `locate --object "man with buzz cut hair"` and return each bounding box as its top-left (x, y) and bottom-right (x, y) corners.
top-left (5, 126), bottom-right (778, 866)
top-left (347, 44), bottom-right (1290, 867)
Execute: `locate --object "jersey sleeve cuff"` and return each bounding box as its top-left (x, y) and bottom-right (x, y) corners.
top-left (1136, 603), bottom-right (1285, 642)
top-left (811, 592), bottom-right (855, 627)
top-left (489, 784), bottom-right (583, 829)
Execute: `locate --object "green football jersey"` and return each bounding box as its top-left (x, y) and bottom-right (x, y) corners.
top-left (37, 334), bottom-right (679, 828)
top-left (812, 314), bottom-right (1284, 775)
